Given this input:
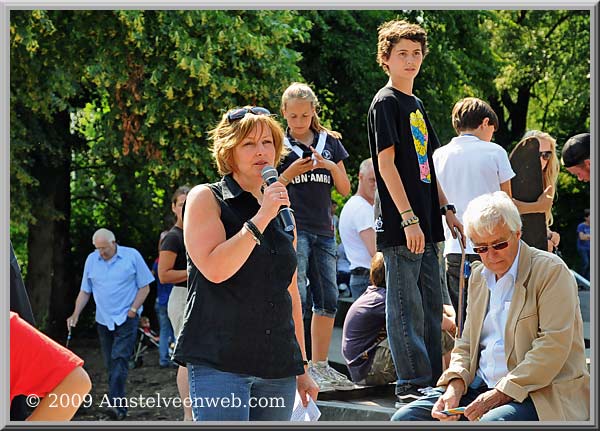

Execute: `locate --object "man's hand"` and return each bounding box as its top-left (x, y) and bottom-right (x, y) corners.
top-left (66, 314), bottom-right (78, 330)
top-left (463, 388), bottom-right (512, 421)
top-left (127, 309), bottom-right (137, 318)
top-left (445, 212), bottom-right (465, 248)
top-left (431, 379), bottom-right (465, 421)
top-left (405, 223), bottom-right (425, 254)
top-left (442, 305), bottom-right (457, 334)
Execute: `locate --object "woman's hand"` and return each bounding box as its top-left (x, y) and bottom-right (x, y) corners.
top-left (257, 181), bottom-right (290, 222)
top-left (296, 372), bottom-right (319, 407)
top-left (285, 156), bottom-right (314, 179)
top-left (536, 185), bottom-right (554, 213)
top-left (310, 147), bottom-right (336, 172)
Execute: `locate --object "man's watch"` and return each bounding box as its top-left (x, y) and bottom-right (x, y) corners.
top-left (440, 204), bottom-right (457, 216)
top-left (129, 307), bottom-right (138, 313)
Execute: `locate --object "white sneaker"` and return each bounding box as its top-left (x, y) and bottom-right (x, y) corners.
top-left (313, 361), bottom-right (355, 391)
top-left (307, 361), bottom-right (335, 392)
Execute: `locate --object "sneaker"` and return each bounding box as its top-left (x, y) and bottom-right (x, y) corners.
top-left (417, 386), bottom-right (437, 396)
top-left (312, 360), bottom-right (356, 391)
top-left (307, 361), bottom-right (335, 392)
top-left (394, 384), bottom-right (425, 408)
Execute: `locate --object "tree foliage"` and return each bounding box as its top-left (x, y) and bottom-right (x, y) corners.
top-left (10, 9), bottom-right (590, 332)
top-left (10, 10), bottom-right (310, 332)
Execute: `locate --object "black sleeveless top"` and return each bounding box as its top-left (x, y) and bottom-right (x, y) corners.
top-left (172, 175), bottom-right (304, 379)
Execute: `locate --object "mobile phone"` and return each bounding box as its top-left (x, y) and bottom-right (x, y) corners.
top-left (302, 150), bottom-right (313, 159)
top-left (440, 407), bottom-right (465, 416)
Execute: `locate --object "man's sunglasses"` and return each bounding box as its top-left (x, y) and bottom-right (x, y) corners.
top-left (472, 238), bottom-right (511, 254)
top-left (227, 106), bottom-right (271, 122)
top-left (540, 151), bottom-right (553, 161)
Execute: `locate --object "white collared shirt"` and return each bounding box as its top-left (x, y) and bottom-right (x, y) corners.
top-left (477, 243), bottom-right (521, 387)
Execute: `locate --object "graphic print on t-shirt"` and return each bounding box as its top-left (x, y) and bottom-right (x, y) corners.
top-left (409, 110), bottom-right (431, 183)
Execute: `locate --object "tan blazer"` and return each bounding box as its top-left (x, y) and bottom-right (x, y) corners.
top-left (438, 241), bottom-right (590, 421)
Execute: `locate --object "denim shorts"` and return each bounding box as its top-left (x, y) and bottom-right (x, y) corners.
top-left (296, 230), bottom-right (338, 318)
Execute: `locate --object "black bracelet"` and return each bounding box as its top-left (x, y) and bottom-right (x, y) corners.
top-left (244, 220), bottom-right (264, 246)
top-left (440, 204), bottom-right (456, 216)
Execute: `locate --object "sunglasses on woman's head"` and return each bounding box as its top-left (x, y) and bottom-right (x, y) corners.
top-left (472, 238), bottom-right (511, 254)
top-left (540, 151), bottom-right (553, 161)
top-left (227, 106), bottom-right (271, 122)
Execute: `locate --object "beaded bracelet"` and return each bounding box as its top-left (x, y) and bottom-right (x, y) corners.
top-left (400, 215), bottom-right (420, 229)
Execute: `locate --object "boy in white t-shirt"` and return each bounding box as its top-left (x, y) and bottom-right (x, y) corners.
top-left (433, 97), bottom-right (515, 319)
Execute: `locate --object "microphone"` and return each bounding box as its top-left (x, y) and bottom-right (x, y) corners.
top-left (261, 166), bottom-right (295, 232)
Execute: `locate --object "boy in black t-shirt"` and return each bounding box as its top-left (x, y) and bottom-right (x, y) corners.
top-left (367, 20), bottom-right (464, 405)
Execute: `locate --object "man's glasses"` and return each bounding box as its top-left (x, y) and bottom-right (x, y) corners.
top-left (227, 106), bottom-right (271, 123)
top-left (540, 151), bottom-right (553, 161)
top-left (472, 237), bottom-right (511, 254)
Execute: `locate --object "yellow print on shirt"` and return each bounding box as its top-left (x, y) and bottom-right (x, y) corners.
top-left (409, 110), bottom-right (431, 183)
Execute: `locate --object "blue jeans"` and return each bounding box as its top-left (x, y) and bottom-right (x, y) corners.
top-left (383, 244), bottom-right (442, 391)
top-left (97, 315), bottom-right (139, 414)
top-left (297, 231), bottom-right (338, 318)
top-left (187, 363), bottom-right (296, 421)
top-left (349, 273), bottom-right (370, 299)
top-left (578, 248), bottom-right (590, 281)
top-left (391, 376), bottom-right (539, 421)
top-left (155, 301), bottom-right (174, 366)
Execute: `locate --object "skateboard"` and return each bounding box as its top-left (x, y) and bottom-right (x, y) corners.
top-left (510, 137), bottom-right (548, 250)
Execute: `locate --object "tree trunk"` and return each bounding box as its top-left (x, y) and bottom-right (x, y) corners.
top-left (25, 110), bottom-right (75, 338)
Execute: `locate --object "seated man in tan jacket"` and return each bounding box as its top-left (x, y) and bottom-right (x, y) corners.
top-left (392, 191), bottom-right (589, 422)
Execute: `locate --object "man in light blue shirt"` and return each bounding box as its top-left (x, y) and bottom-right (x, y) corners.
top-left (67, 228), bottom-right (153, 420)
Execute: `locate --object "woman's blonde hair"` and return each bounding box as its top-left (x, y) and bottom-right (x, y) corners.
top-left (208, 107), bottom-right (287, 176)
top-left (511, 130), bottom-right (559, 226)
top-left (280, 82), bottom-right (341, 139)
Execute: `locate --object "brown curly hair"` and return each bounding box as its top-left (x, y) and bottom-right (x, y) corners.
top-left (377, 20), bottom-right (428, 75)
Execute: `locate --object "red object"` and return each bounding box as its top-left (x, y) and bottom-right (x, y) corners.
top-left (10, 312), bottom-right (84, 402)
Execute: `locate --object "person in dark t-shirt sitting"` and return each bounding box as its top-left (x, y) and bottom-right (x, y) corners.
top-left (342, 252), bottom-right (395, 386)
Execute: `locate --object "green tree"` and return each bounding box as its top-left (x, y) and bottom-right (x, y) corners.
top-left (11, 10), bottom-right (310, 334)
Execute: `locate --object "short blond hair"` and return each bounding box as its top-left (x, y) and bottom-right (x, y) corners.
top-left (208, 107), bottom-right (287, 176)
top-left (377, 20), bottom-right (428, 75)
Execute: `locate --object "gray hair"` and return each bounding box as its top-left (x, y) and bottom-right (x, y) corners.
top-left (92, 228), bottom-right (116, 245)
top-left (463, 191), bottom-right (522, 239)
top-left (359, 158), bottom-right (373, 175)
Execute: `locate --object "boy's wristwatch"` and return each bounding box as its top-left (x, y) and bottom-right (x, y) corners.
top-left (440, 204), bottom-right (456, 216)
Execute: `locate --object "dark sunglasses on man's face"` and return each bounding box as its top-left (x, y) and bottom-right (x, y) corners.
top-left (472, 238), bottom-right (511, 254)
top-left (539, 151), bottom-right (553, 161)
top-left (227, 106), bottom-right (271, 122)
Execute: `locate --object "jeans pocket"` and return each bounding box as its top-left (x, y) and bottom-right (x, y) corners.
top-left (396, 245), bottom-right (422, 262)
